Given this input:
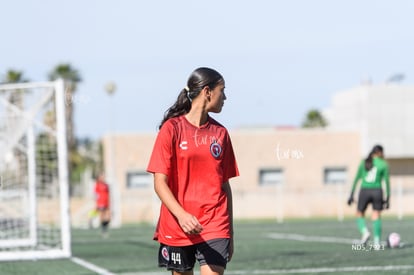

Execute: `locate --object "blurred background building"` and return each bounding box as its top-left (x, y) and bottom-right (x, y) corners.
top-left (67, 83), bottom-right (414, 226)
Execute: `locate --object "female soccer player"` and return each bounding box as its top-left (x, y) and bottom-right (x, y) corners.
top-left (94, 173), bottom-right (111, 237)
top-left (147, 67), bottom-right (239, 275)
top-left (347, 145), bottom-right (390, 246)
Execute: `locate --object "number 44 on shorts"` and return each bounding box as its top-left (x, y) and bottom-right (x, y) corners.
top-left (171, 252), bottom-right (182, 265)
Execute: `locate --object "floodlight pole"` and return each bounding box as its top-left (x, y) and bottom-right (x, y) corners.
top-left (105, 82), bottom-right (121, 227)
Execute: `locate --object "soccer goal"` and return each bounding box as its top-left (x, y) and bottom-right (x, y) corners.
top-left (0, 79), bottom-right (71, 261)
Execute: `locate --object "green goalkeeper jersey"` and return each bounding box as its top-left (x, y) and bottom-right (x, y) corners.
top-left (352, 157), bottom-right (390, 197)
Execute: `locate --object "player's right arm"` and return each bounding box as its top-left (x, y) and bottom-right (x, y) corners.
top-left (154, 172), bottom-right (203, 234)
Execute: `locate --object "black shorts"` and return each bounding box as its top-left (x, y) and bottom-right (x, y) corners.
top-left (158, 238), bottom-right (230, 272)
top-left (358, 188), bottom-right (383, 212)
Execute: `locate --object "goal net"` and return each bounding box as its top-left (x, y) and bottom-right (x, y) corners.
top-left (0, 80), bottom-right (71, 261)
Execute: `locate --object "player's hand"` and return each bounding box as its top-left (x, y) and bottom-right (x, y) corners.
top-left (347, 194), bottom-right (354, 206)
top-left (383, 197), bottom-right (390, 209)
top-left (177, 212), bottom-right (203, 235)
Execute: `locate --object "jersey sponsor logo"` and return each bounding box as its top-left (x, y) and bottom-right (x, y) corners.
top-left (161, 247), bottom-right (169, 261)
top-left (179, 141), bottom-right (188, 150)
top-left (210, 141), bottom-right (222, 158)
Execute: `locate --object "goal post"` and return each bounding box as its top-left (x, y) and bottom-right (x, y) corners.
top-left (0, 79), bottom-right (71, 261)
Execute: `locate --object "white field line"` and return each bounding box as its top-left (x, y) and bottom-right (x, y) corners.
top-left (266, 232), bottom-right (359, 244)
top-left (71, 257), bottom-right (117, 275)
top-left (123, 265), bottom-right (414, 275)
top-left (74, 231), bottom-right (410, 275)
top-left (226, 265), bottom-right (414, 274)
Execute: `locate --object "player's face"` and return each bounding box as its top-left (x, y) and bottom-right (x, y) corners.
top-left (208, 83), bottom-right (226, 113)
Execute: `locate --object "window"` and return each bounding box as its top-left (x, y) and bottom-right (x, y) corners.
top-left (324, 167), bottom-right (347, 184)
top-left (259, 169), bottom-right (284, 185)
top-left (126, 171), bottom-right (152, 188)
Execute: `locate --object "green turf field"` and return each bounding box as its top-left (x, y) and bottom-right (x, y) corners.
top-left (0, 217), bottom-right (413, 275)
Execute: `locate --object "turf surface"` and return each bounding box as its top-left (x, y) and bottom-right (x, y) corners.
top-left (0, 217), bottom-right (413, 275)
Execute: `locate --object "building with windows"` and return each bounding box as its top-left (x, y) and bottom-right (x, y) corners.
top-left (103, 129), bottom-right (362, 223)
top-left (100, 83), bottom-right (414, 224)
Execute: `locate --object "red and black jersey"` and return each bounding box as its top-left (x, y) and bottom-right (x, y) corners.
top-left (95, 180), bottom-right (110, 208)
top-left (147, 115), bottom-right (239, 246)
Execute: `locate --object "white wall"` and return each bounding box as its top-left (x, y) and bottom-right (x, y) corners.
top-left (325, 84), bottom-right (414, 157)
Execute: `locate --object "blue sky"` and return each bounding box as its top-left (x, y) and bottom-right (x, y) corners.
top-left (1, 0), bottom-right (413, 139)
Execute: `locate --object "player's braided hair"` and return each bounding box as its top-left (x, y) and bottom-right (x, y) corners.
top-left (158, 67), bottom-right (224, 129)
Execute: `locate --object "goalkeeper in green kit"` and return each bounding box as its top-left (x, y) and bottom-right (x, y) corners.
top-left (347, 145), bottom-right (390, 246)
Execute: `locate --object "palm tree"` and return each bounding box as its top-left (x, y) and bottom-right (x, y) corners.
top-left (3, 70), bottom-right (27, 83)
top-left (48, 64), bottom-right (82, 189)
top-left (2, 69), bottom-right (28, 109)
top-left (48, 63), bottom-right (82, 151)
top-left (302, 109), bottom-right (328, 128)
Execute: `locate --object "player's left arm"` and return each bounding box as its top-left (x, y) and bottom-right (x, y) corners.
top-left (222, 181), bottom-right (234, 261)
top-left (348, 163), bottom-right (362, 205)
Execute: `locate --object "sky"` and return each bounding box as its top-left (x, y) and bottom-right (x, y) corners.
top-left (1, 0), bottom-right (414, 140)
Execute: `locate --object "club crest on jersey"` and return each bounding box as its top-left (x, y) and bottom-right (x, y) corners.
top-left (161, 247), bottom-right (169, 261)
top-left (210, 141), bottom-right (222, 158)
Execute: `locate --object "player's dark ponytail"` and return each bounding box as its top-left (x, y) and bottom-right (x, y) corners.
top-left (158, 67), bottom-right (224, 129)
top-left (364, 144), bottom-right (384, 170)
top-left (158, 88), bottom-right (191, 130)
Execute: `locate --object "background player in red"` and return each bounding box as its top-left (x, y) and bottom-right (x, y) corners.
top-left (147, 67), bottom-right (239, 275)
top-left (94, 173), bottom-right (111, 237)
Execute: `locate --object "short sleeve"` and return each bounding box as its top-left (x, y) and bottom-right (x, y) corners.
top-left (222, 131), bottom-right (239, 182)
top-left (146, 121), bottom-right (175, 176)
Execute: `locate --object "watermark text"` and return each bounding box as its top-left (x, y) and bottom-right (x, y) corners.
top-left (276, 143), bottom-right (304, 161)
